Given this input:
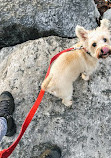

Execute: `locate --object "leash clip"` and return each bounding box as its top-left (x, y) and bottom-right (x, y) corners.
top-left (72, 45), bottom-right (84, 50)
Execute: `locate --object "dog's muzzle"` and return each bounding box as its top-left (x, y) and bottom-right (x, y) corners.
top-left (97, 46), bottom-right (111, 59)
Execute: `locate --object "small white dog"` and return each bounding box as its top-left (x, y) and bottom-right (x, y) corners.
top-left (41, 19), bottom-right (111, 106)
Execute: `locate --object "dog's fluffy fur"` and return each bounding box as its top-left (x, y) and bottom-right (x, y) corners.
top-left (41, 19), bottom-right (111, 106)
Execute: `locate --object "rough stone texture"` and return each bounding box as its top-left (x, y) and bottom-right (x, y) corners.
top-left (102, 9), bottom-right (111, 34)
top-left (94, 0), bottom-right (111, 16)
top-left (0, 36), bottom-right (111, 158)
top-left (0, 0), bottom-right (100, 49)
top-left (103, 9), bottom-right (111, 20)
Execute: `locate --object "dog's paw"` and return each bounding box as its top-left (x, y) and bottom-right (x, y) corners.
top-left (62, 99), bottom-right (72, 107)
top-left (82, 73), bottom-right (89, 81)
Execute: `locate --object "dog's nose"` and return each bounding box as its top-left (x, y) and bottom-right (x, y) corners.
top-left (101, 47), bottom-right (109, 54)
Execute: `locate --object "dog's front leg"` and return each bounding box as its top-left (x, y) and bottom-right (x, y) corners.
top-left (81, 72), bottom-right (90, 81)
top-left (62, 98), bottom-right (72, 107)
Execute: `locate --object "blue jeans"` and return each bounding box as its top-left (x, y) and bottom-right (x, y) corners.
top-left (0, 117), bottom-right (7, 141)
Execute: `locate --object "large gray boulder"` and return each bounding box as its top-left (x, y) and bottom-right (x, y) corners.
top-left (0, 0), bottom-right (100, 48)
top-left (0, 36), bottom-right (111, 158)
top-left (103, 9), bottom-right (111, 20)
top-left (102, 9), bottom-right (111, 34)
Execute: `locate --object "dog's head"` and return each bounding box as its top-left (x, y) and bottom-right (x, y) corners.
top-left (75, 19), bottom-right (111, 59)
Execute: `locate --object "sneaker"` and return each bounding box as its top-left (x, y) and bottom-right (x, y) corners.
top-left (39, 145), bottom-right (61, 158)
top-left (0, 91), bottom-right (16, 136)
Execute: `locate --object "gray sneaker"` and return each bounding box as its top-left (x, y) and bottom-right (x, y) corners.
top-left (0, 91), bottom-right (16, 136)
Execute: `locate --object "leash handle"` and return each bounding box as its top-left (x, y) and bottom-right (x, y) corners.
top-left (0, 47), bottom-right (74, 158)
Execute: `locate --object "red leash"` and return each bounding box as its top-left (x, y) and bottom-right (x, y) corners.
top-left (0, 47), bottom-right (75, 158)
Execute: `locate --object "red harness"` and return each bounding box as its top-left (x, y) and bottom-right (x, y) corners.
top-left (0, 46), bottom-right (84, 158)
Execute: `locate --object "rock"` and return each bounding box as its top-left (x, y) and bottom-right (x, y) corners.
top-left (0, 36), bottom-right (111, 158)
top-left (103, 8), bottom-right (111, 20)
top-left (0, 0), bottom-right (100, 49)
top-left (102, 9), bottom-right (111, 34)
top-left (94, 0), bottom-right (111, 16)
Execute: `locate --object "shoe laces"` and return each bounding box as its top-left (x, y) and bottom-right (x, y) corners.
top-left (0, 100), bottom-right (11, 117)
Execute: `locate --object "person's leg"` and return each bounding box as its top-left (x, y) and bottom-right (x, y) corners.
top-left (0, 117), bottom-right (7, 141)
top-left (39, 145), bottom-right (61, 158)
top-left (0, 91), bottom-right (16, 141)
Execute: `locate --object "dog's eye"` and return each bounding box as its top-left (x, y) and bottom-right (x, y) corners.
top-left (92, 42), bottom-right (97, 47)
top-left (103, 38), bottom-right (107, 42)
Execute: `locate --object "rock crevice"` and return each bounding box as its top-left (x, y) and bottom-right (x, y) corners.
top-left (0, 0), bottom-right (100, 48)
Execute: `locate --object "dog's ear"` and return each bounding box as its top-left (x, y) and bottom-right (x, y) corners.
top-left (75, 25), bottom-right (88, 41)
top-left (100, 19), bottom-right (110, 29)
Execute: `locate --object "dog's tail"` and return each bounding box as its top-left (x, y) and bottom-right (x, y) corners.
top-left (41, 74), bottom-right (53, 91)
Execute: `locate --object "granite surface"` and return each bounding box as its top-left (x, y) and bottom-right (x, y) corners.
top-left (0, 36), bottom-right (111, 158)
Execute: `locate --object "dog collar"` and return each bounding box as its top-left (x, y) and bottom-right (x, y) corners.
top-left (86, 51), bottom-right (92, 56)
top-left (69, 46), bottom-right (92, 57)
top-left (83, 47), bottom-right (92, 57)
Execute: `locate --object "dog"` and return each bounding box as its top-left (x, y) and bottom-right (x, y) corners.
top-left (41, 19), bottom-right (111, 106)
